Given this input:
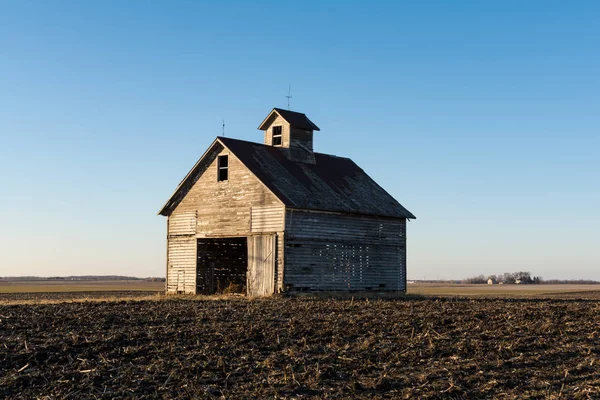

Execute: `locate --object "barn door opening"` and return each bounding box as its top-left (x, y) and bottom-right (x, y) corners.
top-left (196, 238), bottom-right (248, 294)
top-left (247, 234), bottom-right (276, 296)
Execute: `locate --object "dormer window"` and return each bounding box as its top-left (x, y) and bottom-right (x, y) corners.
top-left (272, 126), bottom-right (282, 146)
top-left (217, 155), bottom-right (228, 181)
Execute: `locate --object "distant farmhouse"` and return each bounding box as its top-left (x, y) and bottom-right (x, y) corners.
top-left (158, 108), bottom-right (415, 295)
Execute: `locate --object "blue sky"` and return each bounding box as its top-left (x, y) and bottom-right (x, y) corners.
top-left (1, 1), bottom-right (598, 279)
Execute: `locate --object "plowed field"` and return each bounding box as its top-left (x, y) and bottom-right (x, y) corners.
top-left (2, 298), bottom-right (600, 399)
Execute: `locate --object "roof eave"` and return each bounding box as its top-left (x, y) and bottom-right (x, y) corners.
top-left (286, 206), bottom-right (416, 220)
top-left (257, 108), bottom-right (279, 130)
top-left (257, 108), bottom-right (321, 131)
top-left (217, 137), bottom-right (294, 206)
top-left (157, 137), bottom-right (221, 216)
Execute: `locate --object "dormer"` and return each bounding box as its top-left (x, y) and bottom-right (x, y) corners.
top-left (258, 108), bottom-right (320, 164)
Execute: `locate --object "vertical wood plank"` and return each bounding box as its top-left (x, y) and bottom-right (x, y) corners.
top-left (247, 234), bottom-right (276, 296)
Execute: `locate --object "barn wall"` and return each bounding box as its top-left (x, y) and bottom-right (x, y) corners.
top-left (173, 147), bottom-right (283, 237)
top-left (166, 212), bottom-right (197, 294)
top-left (170, 146), bottom-right (285, 294)
top-left (251, 205), bottom-right (285, 232)
top-left (284, 210), bottom-right (407, 292)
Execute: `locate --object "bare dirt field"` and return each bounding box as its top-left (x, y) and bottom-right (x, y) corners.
top-left (2, 296), bottom-right (600, 399)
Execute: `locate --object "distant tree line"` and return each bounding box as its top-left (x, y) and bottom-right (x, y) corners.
top-left (540, 279), bottom-right (600, 285)
top-left (463, 272), bottom-right (541, 284)
top-left (463, 272), bottom-right (599, 284)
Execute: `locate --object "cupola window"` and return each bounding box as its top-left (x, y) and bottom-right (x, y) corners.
top-left (272, 126), bottom-right (282, 146)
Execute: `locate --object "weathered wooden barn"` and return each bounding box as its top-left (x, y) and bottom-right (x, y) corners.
top-left (158, 108), bottom-right (415, 295)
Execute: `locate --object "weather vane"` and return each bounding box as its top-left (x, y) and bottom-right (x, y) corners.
top-left (286, 84), bottom-right (292, 110)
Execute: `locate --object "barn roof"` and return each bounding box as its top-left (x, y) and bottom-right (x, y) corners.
top-left (258, 108), bottom-right (320, 131)
top-left (158, 137), bottom-right (415, 219)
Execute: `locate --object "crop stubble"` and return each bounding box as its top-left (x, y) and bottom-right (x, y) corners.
top-left (1, 297), bottom-right (600, 399)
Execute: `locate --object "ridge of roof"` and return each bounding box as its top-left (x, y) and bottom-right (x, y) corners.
top-left (216, 137), bottom-right (415, 219)
top-left (217, 136), bottom-right (346, 159)
top-left (159, 136), bottom-right (415, 219)
top-left (157, 137), bottom-right (221, 216)
top-left (258, 108), bottom-right (320, 131)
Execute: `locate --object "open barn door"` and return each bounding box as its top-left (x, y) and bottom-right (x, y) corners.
top-left (247, 234), bottom-right (276, 296)
top-left (197, 237), bottom-right (247, 294)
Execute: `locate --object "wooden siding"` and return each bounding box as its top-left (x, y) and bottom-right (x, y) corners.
top-left (264, 115), bottom-right (290, 147)
top-left (284, 210), bottom-right (407, 292)
top-left (172, 146), bottom-right (283, 237)
top-left (263, 117), bottom-right (315, 163)
top-left (167, 212), bottom-right (197, 294)
top-left (166, 235), bottom-right (196, 294)
top-left (290, 127), bottom-right (313, 152)
top-left (251, 205), bottom-right (284, 232)
top-left (276, 232), bottom-right (285, 292)
top-left (247, 234), bottom-right (276, 296)
top-left (168, 211), bottom-right (197, 235)
top-left (168, 145), bottom-right (284, 295)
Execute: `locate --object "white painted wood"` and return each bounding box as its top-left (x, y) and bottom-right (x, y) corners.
top-left (177, 271), bottom-right (185, 292)
top-left (251, 205), bottom-right (284, 232)
top-left (262, 115), bottom-right (290, 147)
top-left (173, 146), bottom-right (283, 237)
top-left (167, 236), bottom-right (196, 294)
top-left (247, 234), bottom-right (276, 296)
top-left (167, 212), bottom-right (197, 294)
top-left (168, 211), bottom-right (197, 235)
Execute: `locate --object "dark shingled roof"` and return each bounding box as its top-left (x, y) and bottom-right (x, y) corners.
top-left (258, 108), bottom-right (320, 131)
top-left (217, 137), bottom-right (415, 219)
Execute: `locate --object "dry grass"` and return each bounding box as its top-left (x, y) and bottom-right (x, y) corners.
top-left (0, 280), bottom-right (164, 293)
top-left (408, 283), bottom-right (600, 298)
top-left (0, 293), bottom-right (163, 306)
top-left (0, 291), bottom-right (254, 306)
top-left (2, 280), bottom-right (600, 306)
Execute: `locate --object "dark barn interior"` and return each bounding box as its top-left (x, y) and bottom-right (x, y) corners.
top-left (196, 238), bottom-right (248, 294)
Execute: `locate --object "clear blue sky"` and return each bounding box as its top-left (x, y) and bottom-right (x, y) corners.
top-left (1, 1), bottom-right (598, 280)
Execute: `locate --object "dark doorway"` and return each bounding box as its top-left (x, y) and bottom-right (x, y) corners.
top-left (197, 237), bottom-right (248, 294)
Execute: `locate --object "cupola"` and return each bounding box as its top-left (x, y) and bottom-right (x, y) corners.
top-left (258, 108), bottom-right (320, 164)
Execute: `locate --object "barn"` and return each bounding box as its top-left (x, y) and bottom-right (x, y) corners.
top-left (158, 108), bottom-right (415, 295)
